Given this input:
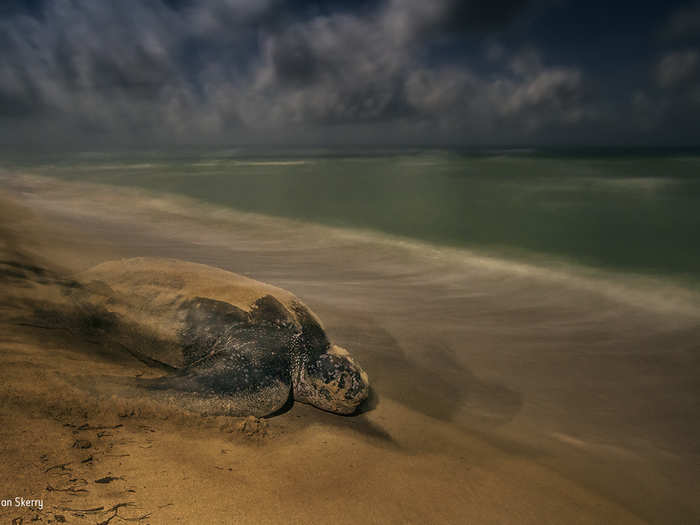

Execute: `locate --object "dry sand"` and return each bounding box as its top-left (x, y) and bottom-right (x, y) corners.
top-left (0, 176), bottom-right (698, 524)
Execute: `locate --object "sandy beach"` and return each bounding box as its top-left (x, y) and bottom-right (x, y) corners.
top-left (1, 175), bottom-right (699, 524)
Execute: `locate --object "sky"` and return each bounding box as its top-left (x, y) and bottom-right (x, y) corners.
top-left (0, 0), bottom-right (699, 148)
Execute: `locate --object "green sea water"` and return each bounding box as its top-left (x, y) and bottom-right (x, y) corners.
top-left (4, 149), bottom-right (700, 282)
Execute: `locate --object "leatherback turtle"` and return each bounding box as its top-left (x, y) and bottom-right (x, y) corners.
top-left (75, 257), bottom-right (369, 417)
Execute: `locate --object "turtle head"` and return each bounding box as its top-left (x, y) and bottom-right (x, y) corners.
top-left (294, 345), bottom-right (370, 415)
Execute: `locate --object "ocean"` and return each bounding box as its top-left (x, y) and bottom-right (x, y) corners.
top-left (5, 148), bottom-right (700, 285)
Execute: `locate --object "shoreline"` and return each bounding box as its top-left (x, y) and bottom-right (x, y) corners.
top-left (4, 172), bottom-right (700, 316)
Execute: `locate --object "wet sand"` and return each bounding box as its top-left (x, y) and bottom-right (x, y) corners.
top-left (1, 174), bottom-right (699, 523)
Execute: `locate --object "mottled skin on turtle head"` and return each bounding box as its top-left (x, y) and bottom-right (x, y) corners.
top-left (293, 345), bottom-right (370, 415)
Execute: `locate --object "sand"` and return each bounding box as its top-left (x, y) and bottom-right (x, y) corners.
top-left (1, 176), bottom-right (698, 524)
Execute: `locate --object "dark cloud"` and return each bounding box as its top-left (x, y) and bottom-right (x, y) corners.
top-left (0, 0), bottom-right (45, 17)
top-left (0, 0), bottom-right (696, 147)
top-left (267, 28), bottom-right (320, 86)
top-left (440, 0), bottom-right (532, 33)
top-left (656, 49), bottom-right (699, 88)
top-left (651, 49), bottom-right (700, 133)
top-left (661, 2), bottom-right (700, 41)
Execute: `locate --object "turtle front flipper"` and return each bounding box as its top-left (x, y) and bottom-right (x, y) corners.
top-left (139, 370), bottom-right (292, 417)
top-left (138, 295), bottom-right (298, 417)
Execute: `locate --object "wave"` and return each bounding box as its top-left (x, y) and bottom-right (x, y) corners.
top-left (3, 172), bottom-right (699, 320)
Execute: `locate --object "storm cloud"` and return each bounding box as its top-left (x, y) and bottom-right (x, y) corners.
top-left (0, 0), bottom-right (698, 147)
